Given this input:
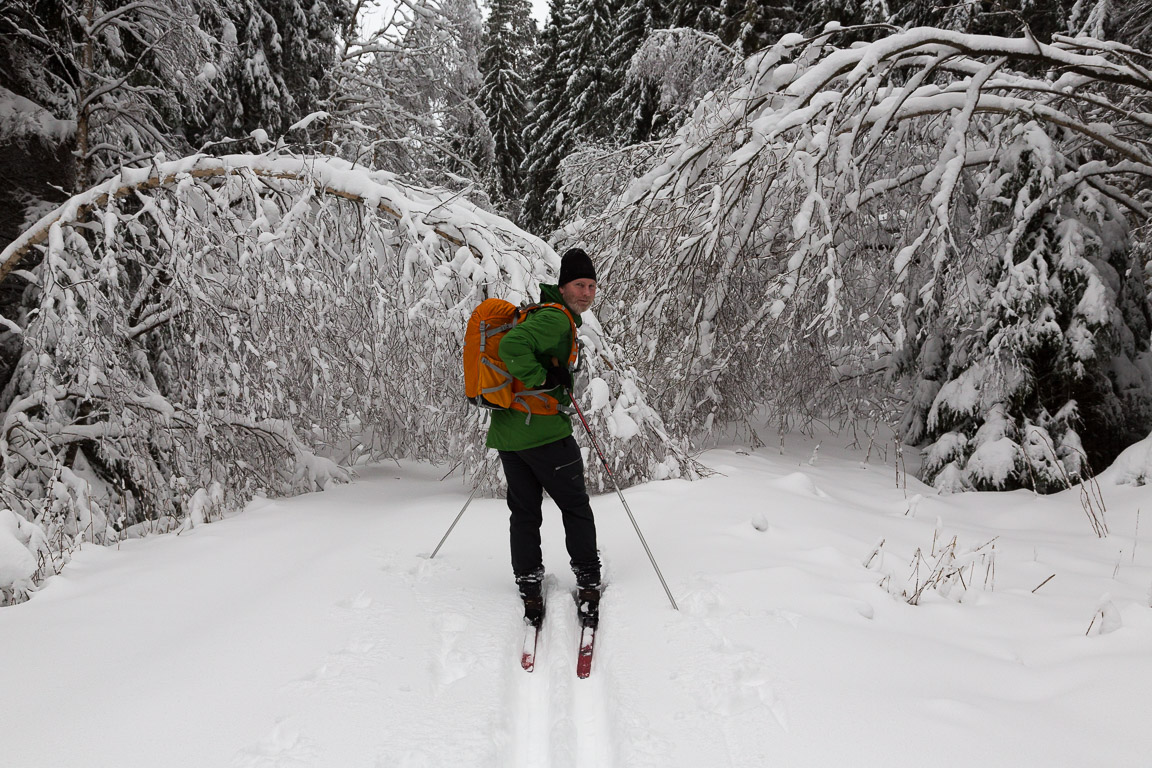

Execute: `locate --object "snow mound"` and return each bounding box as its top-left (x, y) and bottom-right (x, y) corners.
top-left (1088, 597), bottom-right (1123, 636)
top-left (769, 472), bottom-right (829, 498)
top-left (1098, 432), bottom-right (1152, 486)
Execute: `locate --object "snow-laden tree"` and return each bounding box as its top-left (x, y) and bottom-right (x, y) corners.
top-left (522, 0), bottom-right (633, 232)
top-left (604, 0), bottom-right (671, 144)
top-left (412, 0), bottom-right (489, 184)
top-left (556, 27), bottom-right (737, 224)
top-left (548, 8), bottom-right (746, 227)
top-left (321, 0), bottom-right (490, 190)
top-left (891, 0), bottom-right (1074, 42)
top-left (1, 0), bottom-right (226, 432)
top-left (0, 0), bottom-right (352, 252)
top-left (519, 0), bottom-right (571, 232)
top-left (578, 25), bottom-right (1152, 491)
top-left (622, 27), bottom-right (737, 138)
top-left (0, 0), bottom-right (217, 191)
top-left (1110, 0), bottom-right (1152, 49)
top-left (477, 0), bottom-right (536, 213)
top-left (557, 0), bottom-right (623, 146)
top-left (193, 0), bottom-right (349, 145)
top-left (0, 151), bottom-right (696, 602)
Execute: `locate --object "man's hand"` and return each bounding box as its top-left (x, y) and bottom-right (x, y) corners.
top-left (542, 365), bottom-right (572, 391)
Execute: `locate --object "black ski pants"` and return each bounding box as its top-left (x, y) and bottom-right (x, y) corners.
top-left (499, 435), bottom-right (600, 589)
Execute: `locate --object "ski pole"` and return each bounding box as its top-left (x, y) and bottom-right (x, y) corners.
top-left (430, 464), bottom-right (486, 559)
top-left (568, 390), bottom-right (679, 611)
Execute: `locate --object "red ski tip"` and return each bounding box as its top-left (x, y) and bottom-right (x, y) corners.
top-left (576, 626), bottom-right (595, 679)
top-left (521, 624), bottom-right (540, 672)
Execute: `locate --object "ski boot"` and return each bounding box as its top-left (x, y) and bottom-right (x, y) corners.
top-left (517, 568), bottom-right (545, 628)
top-left (523, 595), bottom-right (545, 628)
top-left (576, 585), bottom-right (600, 629)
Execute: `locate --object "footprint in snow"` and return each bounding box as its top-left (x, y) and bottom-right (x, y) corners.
top-left (231, 722), bottom-right (314, 767)
top-left (338, 590), bottom-right (374, 610)
top-left (376, 750), bottom-right (431, 768)
top-left (342, 637), bottom-right (378, 656)
top-left (434, 612), bottom-right (475, 686)
top-left (696, 653), bottom-right (789, 731)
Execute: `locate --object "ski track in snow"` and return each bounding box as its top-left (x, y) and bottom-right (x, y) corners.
top-left (501, 577), bottom-right (553, 768)
top-left (500, 577), bottom-right (619, 768)
top-left (226, 504), bottom-right (630, 768)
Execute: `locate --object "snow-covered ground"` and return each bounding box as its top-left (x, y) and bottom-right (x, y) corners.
top-left (3, 432), bottom-right (1151, 767)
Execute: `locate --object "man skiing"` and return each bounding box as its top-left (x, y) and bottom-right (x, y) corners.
top-left (487, 247), bottom-right (602, 629)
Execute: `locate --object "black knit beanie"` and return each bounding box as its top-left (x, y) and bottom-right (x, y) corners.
top-left (558, 247), bottom-right (597, 286)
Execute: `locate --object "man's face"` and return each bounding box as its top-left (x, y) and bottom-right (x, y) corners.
top-left (559, 278), bottom-right (597, 314)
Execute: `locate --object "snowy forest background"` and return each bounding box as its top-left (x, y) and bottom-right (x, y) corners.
top-left (3, 0), bottom-right (1152, 604)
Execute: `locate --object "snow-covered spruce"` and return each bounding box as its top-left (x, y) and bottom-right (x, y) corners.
top-left (0, 152), bottom-right (692, 602)
top-left (576, 25), bottom-right (1152, 490)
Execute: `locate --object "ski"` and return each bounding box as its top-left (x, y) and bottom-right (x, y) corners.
top-left (576, 624), bottom-right (595, 678)
top-left (521, 622), bottom-right (540, 672)
top-left (574, 586), bottom-right (600, 679)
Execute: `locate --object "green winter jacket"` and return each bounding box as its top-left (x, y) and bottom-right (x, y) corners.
top-left (485, 283), bottom-right (582, 451)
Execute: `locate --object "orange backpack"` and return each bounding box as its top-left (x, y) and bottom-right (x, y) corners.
top-left (463, 298), bottom-right (578, 417)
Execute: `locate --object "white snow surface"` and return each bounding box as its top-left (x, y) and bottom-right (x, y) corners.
top-left (2, 432), bottom-right (1151, 767)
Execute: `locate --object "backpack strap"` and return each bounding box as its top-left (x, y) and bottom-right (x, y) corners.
top-left (479, 357), bottom-right (513, 395)
top-left (478, 319), bottom-right (517, 352)
top-left (520, 302), bottom-right (579, 368)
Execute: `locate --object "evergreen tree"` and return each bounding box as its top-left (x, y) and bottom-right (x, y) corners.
top-left (557, 0), bottom-right (619, 144)
top-left (478, 0), bottom-right (537, 210)
top-left (194, 0), bottom-right (349, 144)
top-left (520, 0), bottom-right (571, 232)
top-left (722, 0), bottom-right (802, 52)
top-left (672, 0), bottom-right (725, 35)
top-left (521, 0), bottom-right (618, 232)
top-left (890, 0), bottom-right (1075, 41)
top-left (914, 123), bottom-right (1152, 492)
top-left (799, 0), bottom-right (890, 33)
top-left (606, 0), bottom-right (670, 143)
